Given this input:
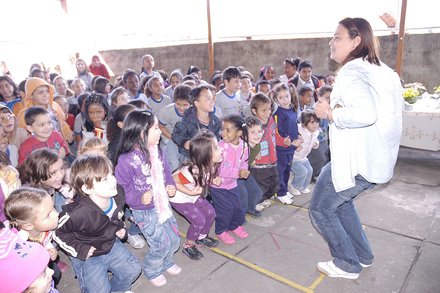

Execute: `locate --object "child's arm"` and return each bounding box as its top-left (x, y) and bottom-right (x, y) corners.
top-left (159, 123), bottom-right (172, 140)
top-left (173, 173), bottom-right (203, 196)
top-left (273, 115), bottom-right (289, 147)
top-left (161, 150), bottom-right (176, 197)
top-left (171, 121), bottom-right (189, 149)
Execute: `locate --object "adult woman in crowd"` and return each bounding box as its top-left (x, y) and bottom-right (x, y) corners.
top-left (311, 17), bottom-right (402, 279)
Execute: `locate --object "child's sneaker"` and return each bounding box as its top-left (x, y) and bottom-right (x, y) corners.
top-left (247, 210), bottom-right (262, 217)
top-left (127, 233), bottom-right (146, 249)
top-left (301, 188), bottom-right (311, 194)
top-left (216, 231), bottom-right (235, 244)
top-left (288, 185), bottom-right (301, 196)
top-left (195, 236), bottom-right (219, 248)
top-left (230, 226), bottom-right (248, 238)
top-left (165, 264), bottom-right (182, 275)
top-left (150, 274), bottom-right (167, 287)
top-left (183, 245), bottom-right (204, 260)
top-left (286, 191), bottom-right (295, 200)
top-left (277, 195), bottom-right (293, 205)
top-left (255, 203), bottom-right (265, 212)
top-left (261, 199), bottom-right (272, 208)
top-left (317, 261), bottom-right (359, 279)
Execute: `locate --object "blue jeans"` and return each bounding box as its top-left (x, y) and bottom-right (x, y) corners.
top-left (163, 137), bottom-right (180, 172)
top-left (309, 163), bottom-right (375, 273)
top-left (125, 207), bottom-right (141, 236)
top-left (70, 238), bottom-right (141, 293)
top-left (132, 208), bottom-right (180, 280)
top-left (237, 174), bottom-right (262, 213)
top-left (290, 159), bottom-right (313, 190)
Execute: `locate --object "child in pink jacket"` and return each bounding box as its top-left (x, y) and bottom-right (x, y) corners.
top-left (210, 115), bottom-right (250, 245)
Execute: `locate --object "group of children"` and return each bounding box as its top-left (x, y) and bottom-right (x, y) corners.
top-left (0, 55), bottom-right (334, 292)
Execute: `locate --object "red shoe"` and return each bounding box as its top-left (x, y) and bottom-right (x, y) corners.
top-left (57, 260), bottom-right (69, 273)
top-left (216, 231), bottom-right (235, 244)
top-left (230, 226), bottom-right (248, 239)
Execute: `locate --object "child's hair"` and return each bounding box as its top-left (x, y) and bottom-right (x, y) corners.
top-left (157, 70), bottom-right (168, 83)
top-left (170, 70), bottom-right (184, 82)
top-left (205, 84), bottom-right (217, 94)
top-left (245, 116), bottom-right (263, 128)
top-left (273, 83), bottom-right (299, 111)
top-left (110, 86), bottom-right (129, 107)
top-left (269, 79), bottom-right (281, 89)
top-left (18, 148), bottom-right (62, 189)
top-left (128, 99), bottom-right (149, 109)
top-left (0, 149), bottom-right (11, 166)
top-left (284, 57), bottom-right (302, 69)
top-left (70, 154), bottom-right (113, 197)
top-left (50, 73), bottom-right (59, 83)
top-left (106, 104), bottom-right (136, 142)
top-left (183, 75), bottom-right (196, 83)
top-left (260, 65), bottom-right (274, 79)
top-left (122, 70), bottom-right (139, 85)
top-left (183, 80), bottom-right (196, 88)
top-left (77, 92), bottom-right (90, 111)
top-left (255, 80), bottom-right (270, 93)
top-left (301, 109), bottom-right (320, 127)
top-left (75, 58), bottom-right (89, 75)
top-left (4, 187), bottom-right (49, 230)
top-left (147, 76), bottom-right (161, 90)
top-left (141, 54), bottom-right (153, 65)
top-left (222, 66), bottom-right (242, 82)
top-left (250, 93), bottom-right (272, 114)
top-left (190, 73), bottom-right (201, 86)
top-left (315, 74), bottom-right (325, 82)
top-left (0, 76), bottom-right (20, 102)
top-left (141, 75), bottom-right (153, 96)
top-left (71, 78), bottom-right (86, 91)
top-left (30, 68), bottom-right (43, 78)
top-left (94, 77), bottom-right (110, 94)
top-left (189, 85), bottom-right (210, 106)
top-left (211, 74), bottom-right (222, 86)
top-left (298, 85), bottom-right (314, 98)
top-left (318, 85), bottom-right (333, 97)
top-left (78, 137), bottom-right (108, 156)
top-left (24, 106), bottom-right (49, 126)
top-left (173, 84), bottom-right (192, 103)
top-left (83, 93), bottom-right (111, 132)
top-left (117, 109), bottom-right (161, 166)
top-left (187, 66), bottom-right (201, 75)
top-left (210, 70), bottom-right (222, 80)
top-left (298, 60), bottom-right (313, 71)
top-left (180, 131), bottom-right (220, 196)
top-left (223, 114), bottom-right (249, 159)
top-left (242, 71), bottom-right (254, 81)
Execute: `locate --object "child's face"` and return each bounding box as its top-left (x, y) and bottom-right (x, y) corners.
top-left (125, 74), bottom-right (139, 94)
top-left (41, 158), bottom-right (65, 189)
top-left (252, 102), bottom-right (271, 124)
top-left (72, 81), bottom-right (85, 96)
top-left (276, 89), bottom-right (291, 109)
top-left (175, 99), bottom-right (191, 115)
top-left (264, 67), bottom-right (275, 81)
top-left (93, 57), bottom-right (101, 67)
top-left (54, 79), bottom-right (68, 94)
top-left (319, 91), bottom-right (331, 104)
top-left (114, 92), bottom-right (130, 107)
top-left (30, 86), bottom-right (51, 107)
top-left (305, 117), bottom-right (320, 133)
top-left (143, 56), bottom-right (155, 70)
top-left (149, 79), bottom-right (164, 96)
top-left (88, 171), bottom-right (118, 199)
top-left (27, 114), bottom-right (53, 141)
top-left (0, 126), bottom-right (8, 153)
top-left (170, 76), bottom-right (182, 88)
top-left (240, 77), bottom-right (252, 92)
top-left (326, 75), bottom-right (335, 85)
top-left (32, 195), bottom-right (59, 233)
top-left (0, 80), bottom-right (14, 99)
top-left (54, 97), bottom-right (68, 115)
top-left (88, 103), bottom-right (106, 126)
top-left (283, 62), bottom-right (295, 77)
top-left (300, 91), bottom-right (314, 106)
top-left (76, 61), bottom-right (86, 73)
top-left (299, 67), bottom-right (312, 82)
top-left (0, 111), bottom-right (15, 133)
top-left (221, 121), bottom-right (242, 145)
top-left (259, 84), bottom-right (270, 95)
top-left (28, 266), bottom-right (54, 293)
top-left (194, 89), bottom-right (214, 113)
top-left (248, 125), bottom-right (263, 147)
top-left (147, 117), bottom-right (161, 146)
top-left (224, 77), bottom-right (241, 93)
top-left (211, 138), bottom-right (223, 163)
top-left (44, 73), bottom-right (51, 84)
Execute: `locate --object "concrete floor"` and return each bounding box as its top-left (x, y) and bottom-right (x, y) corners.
top-left (57, 147), bottom-right (440, 293)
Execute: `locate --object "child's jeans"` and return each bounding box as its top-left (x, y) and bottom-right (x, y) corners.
top-left (291, 159), bottom-right (313, 190)
top-left (70, 238), bottom-right (141, 293)
top-left (163, 137), bottom-right (180, 172)
top-left (171, 196), bottom-right (215, 241)
top-left (132, 208), bottom-right (180, 280)
top-left (237, 174), bottom-right (262, 213)
top-left (210, 186), bottom-right (246, 235)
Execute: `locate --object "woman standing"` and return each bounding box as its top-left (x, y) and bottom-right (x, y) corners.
top-left (311, 18), bottom-right (402, 279)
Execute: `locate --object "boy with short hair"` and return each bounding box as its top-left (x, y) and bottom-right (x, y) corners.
top-left (298, 86), bottom-right (315, 121)
top-left (290, 60), bottom-right (320, 101)
top-left (19, 106), bottom-right (70, 165)
top-left (215, 66), bottom-right (242, 117)
top-left (54, 155), bottom-right (141, 293)
top-left (159, 84), bottom-right (192, 170)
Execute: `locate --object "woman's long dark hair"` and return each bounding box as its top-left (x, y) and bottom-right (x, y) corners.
top-left (116, 109), bottom-right (161, 167)
top-left (83, 93), bottom-right (111, 132)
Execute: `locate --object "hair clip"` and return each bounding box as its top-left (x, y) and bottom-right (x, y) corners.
top-left (141, 110), bottom-right (152, 116)
top-left (242, 123), bottom-right (247, 128)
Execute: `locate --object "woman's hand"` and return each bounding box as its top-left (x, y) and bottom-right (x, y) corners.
top-left (315, 98), bottom-right (332, 120)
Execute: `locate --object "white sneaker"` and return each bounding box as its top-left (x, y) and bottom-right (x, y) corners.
top-left (261, 199), bottom-right (272, 208)
top-left (288, 185), bottom-right (301, 196)
top-left (277, 195), bottom-right (293, 205)
top-left (286, 191), bottom-right (295, 199)
top-left (317, 261), bottom-right (359, 279)
top-left (255, 203), bottom-right (265, 212)
top-left (288, 171), bottom-right (294, 184)
top-left (301, 188), bottom-right (311, 194)
top-left (127, 233), bottom-right (146, 249)
top-left (360, 262), bottom-right (372, 268)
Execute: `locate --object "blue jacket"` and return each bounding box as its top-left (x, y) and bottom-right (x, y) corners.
top-left (273, 106), bottom-right (299, 155)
